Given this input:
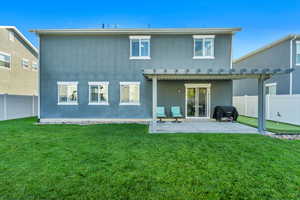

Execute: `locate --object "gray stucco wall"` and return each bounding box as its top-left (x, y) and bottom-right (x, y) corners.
top-left (40, 34), bottom-right (233, 119)
top-left (233, 39), bottom-right (290, 96)
top-left (158, 80), bottom-right (232, 117)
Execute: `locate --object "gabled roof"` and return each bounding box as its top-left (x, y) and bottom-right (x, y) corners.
top-left (30, 27), bottom-right (241, 35)
top-left (234, 34), bottom-right (300, 64)
top-left (0, 26), bottom-right (38, 55)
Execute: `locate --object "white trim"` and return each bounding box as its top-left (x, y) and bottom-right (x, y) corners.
top-left (32, 61), bottom-right (38, 70)
top-left (38, 35), bottom-right (41, 119)
top-left (88, 81), bottom-right (109, 85)
top-left (193, 35), bottom-right (215, 39)
top-left (119, 102), bottom-right (141, 106)
top-left (88, 82), bottom-right (109, 105)
top-left (265, 83), bottom-right (277, 87)
top-left (129, 36), bottom-right (151, 60)
top-left (193, 37), bottom-right (215, 59)
top-left (296, 41), bottom-right (300, 66)
top-left (57, 81), bottom-right (78, 85)
top-left (129, 56), bottom-right (151, 60)
top-left (57, 81), bottom-right (79, 105)
top-left (129, 35), bottom-right (151, 40)
top-left (119, 82), bottom-right (140, 106)
top-left (0, 51), bottom-right (12, 70)
top-left (193, 56), bottom-right (215, 59)
top-left (57, 103), bottom-right (78, 106)
top-left (290, 37), bottom-right (297, 95)
top-left (22, 58), bottom-right (30, 70)
top-left (88, 102), bottom-right (109, 106)
top-left (9, 31), bottom-right (14, 42)
top-left (184, 83), bottom-right (211, 88)
top-left (184, 83), bottom-right (211, 119)
top-left (0, 26), bottom-right (38, 54)
top-left (120, 81), bottom-right (140, 85)
top-left (39, 118), bottom-right (152, 123)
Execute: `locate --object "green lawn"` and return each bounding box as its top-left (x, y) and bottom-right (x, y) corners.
top-left (0, 118), bottom-right (300, 200)
top-left (237, 115), bottom-right (300, 134)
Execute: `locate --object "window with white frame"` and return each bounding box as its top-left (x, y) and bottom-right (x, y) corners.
top-left (22, 59), bottom-right (29, 69)
top-left (57, 82), bottom-right (78, 105)
top-left (266, 83), bottom-right (277, 95)
top-left (32, 62), bottom-right (38, 70)
top-left (130, 36), bottom-right (150, 59)
top-left (88, 82), bottom-right (109, 105)
top-left (296, 41), bottom-right (300, 65)
top-left (193, 35), bottom-right (215, 59)
top-left (0, 52), bottom-right (11, 69)
top-left (9, 31), bottom-right (14, 42)
top-left (120, 82), bottom-right (140, 105)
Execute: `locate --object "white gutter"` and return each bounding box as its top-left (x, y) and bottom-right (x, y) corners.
top-left (290, 36), bottom-right (297, 95)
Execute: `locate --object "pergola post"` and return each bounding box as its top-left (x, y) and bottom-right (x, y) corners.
top-left (152, 76), bottom-right (157, 127)
top-left (257, 76), bottom-right (266, 133)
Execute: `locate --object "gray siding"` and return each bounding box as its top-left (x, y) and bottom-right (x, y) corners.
top-left (292, 39), bottom-right (300, 94)
top-left (40, 34), bottom-right (233, 119)
top-left (233, 39), bottom-right (290, 96)
top-left (158, 80), bottom-right (232, 117)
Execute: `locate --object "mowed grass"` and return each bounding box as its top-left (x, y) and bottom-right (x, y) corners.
top-left (238, 115), bottom-right (300, 134)
top-left (0, 118), bottom-right (300, 200)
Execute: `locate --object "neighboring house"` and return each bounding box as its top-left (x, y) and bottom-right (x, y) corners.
top-left (233, 35), bottom-right (300, 96)
top-left (31, 28), bottom-right (290, 129)
top-left (0, 26), bottom-right (38, 95)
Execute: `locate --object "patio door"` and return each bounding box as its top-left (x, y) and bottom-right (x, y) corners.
top-left (185, 84), bottom-right (211, 118)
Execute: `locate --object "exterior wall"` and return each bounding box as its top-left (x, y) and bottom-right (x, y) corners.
top-left (0, 28), bottom-right (38, 95)
top-left (233, 39), bottom-right (290, 96)
top-left (292, 39), bottom-right (300, 94)
top-left (158, 80), bottom-right (232, 118)
top-left (40, 34), bottom-right (233, 119)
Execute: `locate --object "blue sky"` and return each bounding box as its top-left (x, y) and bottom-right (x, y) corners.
top-left (1, 0), bottom-right (299, 58)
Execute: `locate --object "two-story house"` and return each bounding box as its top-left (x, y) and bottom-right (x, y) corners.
top-left (233, 35), bottom-right (300, 96)
top-left (31, 28), bottom-right (292, 132)
top-left (0, 26), bottom-right (38, 95)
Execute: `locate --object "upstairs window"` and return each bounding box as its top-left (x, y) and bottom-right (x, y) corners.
top-left (9, 31), bottom-right (14, 42)
top-left (22, 59), bottom-right (29, 69)
top-left (296, 41), bottom-right (300, 65)
top-left (193, 35), bottom-right (215, 59)
top-left (88, 82), bottom-right (109, 105)
top-left (57, 82), bottom-right (78, 105)
top-left (129, 36), bottom-right (150, 59)
top-left (32, 62), bottom-right (38, 70)
top-left (0, 52), bottom-right (11, 69)
top-left (120, 82), bottom-right (140, 105)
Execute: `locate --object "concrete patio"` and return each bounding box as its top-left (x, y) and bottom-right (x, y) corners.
top-left (149, 119), bottom-right (263, 134)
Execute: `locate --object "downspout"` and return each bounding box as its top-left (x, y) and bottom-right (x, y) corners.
top-left (290, 36), bottom-right (296, 95)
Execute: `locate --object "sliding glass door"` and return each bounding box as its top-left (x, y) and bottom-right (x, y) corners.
top-left (186, 84), bottom-right (210, 118)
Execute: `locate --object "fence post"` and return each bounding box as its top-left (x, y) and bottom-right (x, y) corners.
top-left (3, 94), bottom-right (7, 120)
top-left (244, 95), bottom-right (248, 116)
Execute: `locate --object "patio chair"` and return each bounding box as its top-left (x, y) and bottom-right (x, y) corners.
top-left (156, 106), bottom-right (167, 122)
top-left (171, 106), bottom-right (183, 122)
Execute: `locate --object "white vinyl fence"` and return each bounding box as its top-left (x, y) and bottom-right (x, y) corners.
top-left (0, 94), bottom-right (38, 121)
top-left (233, 95), bottom-right (300, 125)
